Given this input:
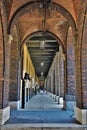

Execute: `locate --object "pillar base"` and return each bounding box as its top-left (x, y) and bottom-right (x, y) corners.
top-left (0, 106), bottom-right (10, 125)
top-left (9, 100), bottom-right (21, 110)
top-left (74, 106), bottom-right (87, 124)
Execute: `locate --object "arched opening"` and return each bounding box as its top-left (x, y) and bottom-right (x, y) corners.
top-left (20, 31), bottom-right (64, 109)
top-left (6, 0), bottom-right (79, 125)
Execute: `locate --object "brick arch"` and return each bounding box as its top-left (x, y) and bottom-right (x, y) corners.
top-left (8, 1), bottom-right (77, 35)
top-left (21, 30), bottom-right (65, 56)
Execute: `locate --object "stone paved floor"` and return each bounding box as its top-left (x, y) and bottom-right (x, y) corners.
top-left (6, 93), bottom-right (79, 124)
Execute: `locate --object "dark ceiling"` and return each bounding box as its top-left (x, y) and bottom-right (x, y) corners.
top-left (26, 32), bottom-right (59, 80)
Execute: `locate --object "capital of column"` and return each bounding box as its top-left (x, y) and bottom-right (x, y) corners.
top-left (7, 34), bottom-right (13, 44)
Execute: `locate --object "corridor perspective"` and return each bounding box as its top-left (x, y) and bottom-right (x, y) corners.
top-left (0, 0), bottom-right (87, 130)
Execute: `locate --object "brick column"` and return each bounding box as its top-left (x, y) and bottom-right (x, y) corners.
top-left (63, 48), bottom-right (67, 108)
top-left (57, 52), bottom-right (60, 102)
top-left (48, 76), bottom-right (51, 93)
top-left (74, 16), bottom-right (87, 124)
top-left (54, 52), bottom-right (60, 102)
top-left (60, 47), bottom-right (64, 97)
top-left (53, 69), bottom-right (55, 95)
top-left (0, 10), bottom-right (10, 125)
top-left (9, 26), bottom-right (21, 109)
top-left (57, 51), bottom-right (61, 103)
top-left (51, 71), bottom-right (53, 94)
top-left (65, 27), bottom-right (76, 111)
top-left (46, 78), bottom-right (48, 92)
top-left (55, 54), bottom-right (58, 96)
top-left (56, 46), bottom-right (64, 104)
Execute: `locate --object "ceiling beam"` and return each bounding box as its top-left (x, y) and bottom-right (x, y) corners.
top-left (26, 40), bottom-right (57, 43)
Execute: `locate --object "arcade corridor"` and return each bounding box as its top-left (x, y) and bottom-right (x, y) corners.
top-left (0, 0), bottom-right (87, 129)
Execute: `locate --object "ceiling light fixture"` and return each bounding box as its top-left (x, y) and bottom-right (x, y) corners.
top-left (40, 40), bottom-right (45, 49)
top-left (41, 72), bottom-right (43, 76)
top-left (41, 62), bottom-right (44, 66)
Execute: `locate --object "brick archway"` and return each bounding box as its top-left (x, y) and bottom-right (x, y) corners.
top-left (7, 1), bottom-right (77, 35)
top-left (21, 30), bottom-right (66, 107)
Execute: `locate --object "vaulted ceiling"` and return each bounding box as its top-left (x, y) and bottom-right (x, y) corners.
top-left (6, 0), bottom-right (81, 39)
top-left (2, 0), bottom-right (82, 80)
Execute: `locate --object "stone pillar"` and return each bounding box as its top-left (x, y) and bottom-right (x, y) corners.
top-left (9, 26), bottom-right (21, 110)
